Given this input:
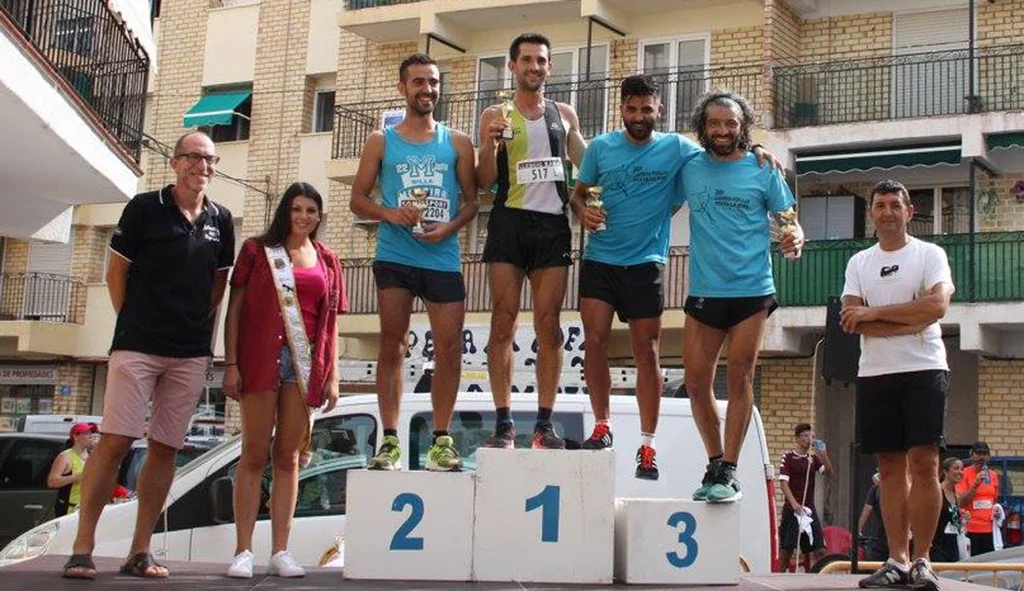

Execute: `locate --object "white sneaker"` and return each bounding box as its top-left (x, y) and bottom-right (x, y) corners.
top-left (226, 550), bottom-right (254, 579)
top-left (268, 550), bottom-right (305, 578)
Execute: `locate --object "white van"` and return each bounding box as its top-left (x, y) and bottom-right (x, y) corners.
top-left (19, 415), bottom-right (103, 436)
top-left (0, 394), bottom-right (777, 572)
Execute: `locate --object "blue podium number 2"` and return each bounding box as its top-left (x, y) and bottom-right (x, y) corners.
top-left (666, 511), bottom-right (698, 568)
top-left (525, 485), bottom-right (560, 543)
top-left (389, 493), bottom-right (425, 551)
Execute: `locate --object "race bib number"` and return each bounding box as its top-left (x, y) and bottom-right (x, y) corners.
top-left (399, 195), bottom-right (451, 223)
top-left (516, 158), bottom-right (565, 185)
top-left (973, 500), bottom-right (993, 510)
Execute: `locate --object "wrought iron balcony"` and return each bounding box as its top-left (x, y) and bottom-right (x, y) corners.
top-left (344, 0), bottom-right (419, 9)
top-left (774, 44), bottom-right (1024, 128)
top-left (332, 65), bottom-right (764, 159)
top-left (0, 273), bottom-right (85, 323)
top-left (0, 0), bottom-right (150, 163)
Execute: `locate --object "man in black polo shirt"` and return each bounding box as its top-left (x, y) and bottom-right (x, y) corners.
top-left (62, 131), bottom-right (234, 580)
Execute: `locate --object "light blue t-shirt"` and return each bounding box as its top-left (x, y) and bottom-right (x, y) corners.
top-left (377, 124), bottom-right (461, 272)
top-left (679, 151), bottom-right (795, 297)
top-left (578, 131), bottom-right (700, 266)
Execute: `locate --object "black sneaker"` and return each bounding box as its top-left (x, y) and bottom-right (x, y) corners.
top-left (706, 463), bottom-right (742, 503)
top-left (909, 558), bottom-right (939, 591)
top-left (692, 460), bottom-right (721, 501)
top-left (581, 423), bottom-right (613, 450)
top-left (485, 423), bottom-right (516, 449)
top-left (531, 423), bottom-right (566, 449)
top-left (634, 445), bottom-right (659, 480)
top-left (858, 559), bottom-right (911, 588)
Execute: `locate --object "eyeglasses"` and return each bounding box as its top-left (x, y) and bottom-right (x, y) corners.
top-left (175, 152), bottom-right (221, 165)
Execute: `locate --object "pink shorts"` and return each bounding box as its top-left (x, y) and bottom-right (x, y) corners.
top-left (101, 350), bottom-right (209, 449)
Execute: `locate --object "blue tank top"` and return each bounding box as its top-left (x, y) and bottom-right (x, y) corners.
top-left (377, 124), bottom-right (461, 272)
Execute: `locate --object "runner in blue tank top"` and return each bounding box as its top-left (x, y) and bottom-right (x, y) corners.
top-left (350, 54), bottom-right (478, 473)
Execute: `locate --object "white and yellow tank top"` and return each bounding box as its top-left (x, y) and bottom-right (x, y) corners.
top-left (496, 99), bottom-right (569, 214)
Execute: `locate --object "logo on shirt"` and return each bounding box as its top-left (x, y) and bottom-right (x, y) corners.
top-left (880, 265), bottom-right (899, 278)
top-left (202, 224), bottom-right (221, 242)
top-left (397, 155), bottom-right (448, 187)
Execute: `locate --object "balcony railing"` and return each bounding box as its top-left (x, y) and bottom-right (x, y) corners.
top-left (0, 0), bottom-right (150, 162)
top-left (340, 247), bottom-right (689, 315)
top-left (773, 231), bottom-right (1024, 306)
top-left (774, 44), bottom-right (1024, 128)
top-left (333, 65), bottom-right (764, 159)
top-left (344, 0), bottom-right (418, 9)
top-left (0, 273), bottom-right (84, 323)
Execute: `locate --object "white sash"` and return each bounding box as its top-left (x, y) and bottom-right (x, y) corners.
top-left (265, 245), bottom-right (313, 400)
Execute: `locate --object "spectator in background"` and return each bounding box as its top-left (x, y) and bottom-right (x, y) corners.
top-left (859, 472), bottom-right (889, 561)
top-left (48, 423), bottom-right (99, 516)
top-left (932, 457), bottom-right (967, 562)
top-left (778, 423), bottom-right (834, 571)
top-left (957, 441), bottom-right (1000, 556)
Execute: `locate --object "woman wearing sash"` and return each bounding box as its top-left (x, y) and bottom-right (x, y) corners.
top-left (222, 182), bottom-right (347, 578)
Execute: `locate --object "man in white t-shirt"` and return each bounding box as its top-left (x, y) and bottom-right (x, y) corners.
top-left (841, 179), bottom-right (954, 591)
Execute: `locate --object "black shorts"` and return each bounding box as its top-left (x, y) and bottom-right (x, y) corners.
top-left (372, 261), bottom-right (465, 303)
top-left (579, 260), bottom-right (664, 322)
top-left (683, 295), bottom-right (778, 331)
top-left (779, 507), bottom-right (826, 553)
top-left (482, 205), bottom-right (572, 271)
top-left (856, 369), bottom-right (948, 454)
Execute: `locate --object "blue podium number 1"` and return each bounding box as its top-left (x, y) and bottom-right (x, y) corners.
top-left (389, 493), bottom-right (425, 551)
top-left (525, 485), bottom-right (560, 543)
top-left (666, 511), bottom-right (698, 568)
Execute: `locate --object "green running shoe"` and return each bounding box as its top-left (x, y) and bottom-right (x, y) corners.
top-left (692, 460), bottom-right (721, 501)
top-left (706, 463), bottom-right (743, 503)
top-left (427, 435), bottom-right (463, 472)
top-left (368, 434), bottom-right (401, 471)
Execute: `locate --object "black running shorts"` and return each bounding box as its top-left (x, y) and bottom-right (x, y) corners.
top-left (372, 261), bottom-right (465, 303)
top-left (482, 205), bottom-right (572, 271)
top-left (683, 295), bottom-right (778, 331)
top-left (579, 260), bottom-right (664, 322)
top-left (856, 369), bottom-right (948, 454)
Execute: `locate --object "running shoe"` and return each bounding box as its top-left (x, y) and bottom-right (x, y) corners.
top-left (909, 558), bottom-right (940, 591)
top-left (367, 434), bottom-right (401, 470)
top-left (634, 444), bottom-right (659, 480)
top-left (531, 423), bottom-right (566, 449)
top-left (706, 462), bottom-right (742, 503)
top-left (484, 422), bottom-right (516, 449)
top-left (858, 559), bottom-right (911, 588)
top-left (692, 460), bottom-right (721, 501)
top-left (426, 435), bottom-right (463, 472)
top-left (581, 423), bottom-right (614, 450)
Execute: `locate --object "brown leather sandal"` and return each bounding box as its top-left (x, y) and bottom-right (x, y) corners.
top-left (119, 552), bottom-right (169, 578)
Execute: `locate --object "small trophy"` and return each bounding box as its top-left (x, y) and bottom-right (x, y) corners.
top-left (410, 188), bottom-right (429, 235)
top-left (772, 207), bottom-right (799, 259)
top-left (586, 186), bottom-right (606, 232)
top-left (496, 90), bottom-right (515, 140)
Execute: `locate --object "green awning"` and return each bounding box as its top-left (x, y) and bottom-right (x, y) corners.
top-left (796, 145), bottom-right (962, 176)
top-left (183, 91), bottom-right (251, 127)
top-left (987, 132), bottom-right (1024, 151)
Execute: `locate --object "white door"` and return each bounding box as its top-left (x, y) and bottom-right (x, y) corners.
top-left (892, 9), bottom-right (970, 117)
top-left (641, 37), bottom-right (708, 131)
top-left (25, 240), bottom-right (73, 321)
top-left (189, 412), bottom-right (379, 566)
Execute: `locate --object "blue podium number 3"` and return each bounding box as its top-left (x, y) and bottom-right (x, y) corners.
top-left (525, 485), bottom-right (560, 542)
top-left (389, 493), bottom-right (425, 551)
top-left (666, 511), bottom-right (698, 568)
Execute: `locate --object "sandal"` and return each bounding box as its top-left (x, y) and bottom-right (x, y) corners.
top-left (62, 554), bottom-right (97, 579)
top-left (119, 552), bottom-right (169, 578)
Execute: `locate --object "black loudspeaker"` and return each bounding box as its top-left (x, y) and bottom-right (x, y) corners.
top-left (822, 296), bottom-right (861, 385)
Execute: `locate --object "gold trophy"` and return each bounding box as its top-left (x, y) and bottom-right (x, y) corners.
top-left (586, 186), bottom-right (606, 232)
top-left (772, 207), bottom-right (799, 259)
top-left (410, 188), bottom-right (429, 235)
top-left (496, 89), bottom-right (515, 140)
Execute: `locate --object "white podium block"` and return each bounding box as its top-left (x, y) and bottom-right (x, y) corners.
top-left (344, 469), bottom-right (475, 581)
top-left (614, 498), bottom-right (742, 585)
top-left (472, 449), bottom-right (614, 583)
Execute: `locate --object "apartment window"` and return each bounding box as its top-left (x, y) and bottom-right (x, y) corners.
top-left (434, 69), bottom-right (451, 124)
top-left (54, 16), bottom-right (95, 57)
top-left (199, 95), bottom-right (251, 142)
top-left (908, 187), bottom-right (971, 235)
top-left (151, 0), bottom-right (161, 21)
top-left (640, 37), bottom-right (708, 131)
top-left (314, 90), bottom-right (335, 133)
